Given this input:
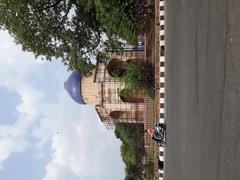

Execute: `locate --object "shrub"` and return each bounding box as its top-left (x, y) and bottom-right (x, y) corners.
top-left (117, 62), bottom-right (154, 98)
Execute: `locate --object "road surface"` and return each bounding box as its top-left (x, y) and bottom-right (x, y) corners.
top-left (165, 0), bottom-right (240, 180)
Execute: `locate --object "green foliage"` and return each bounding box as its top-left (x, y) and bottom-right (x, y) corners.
top-left (0, 0), bottom-right (137, 75)
top-left (145, 144), bottom-right (155, 180)
top-left (115, 123), bottom-right (144, 179)
top-left (121, 143), bottom-right (136, 165)
top-left (121, 63), bottom-right (144, 91)
top-left (115, 123), bottom-right (141, 166)
top-left (145, 162), bottom-right (155, 180)
top-left (118, 62), bottom-right (155, 98)
top-left (0, 0), bottom-right (100, 75)
top-left (124, 165), bottom-right (140, 180)
top-left (95, 0), bottom-right (137, 43)
top-left (67, 56), bottom-right (95, 76)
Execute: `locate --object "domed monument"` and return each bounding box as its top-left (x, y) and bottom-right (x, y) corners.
top-left (64, 71), bottom-right (84, 104)
top-left (65, 69), bottom-right (101, 105)
top-left (65, 49), bottom-right (150, 126)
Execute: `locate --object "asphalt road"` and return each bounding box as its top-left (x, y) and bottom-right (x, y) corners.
top-left (165, 0), bottom-right (240, 180)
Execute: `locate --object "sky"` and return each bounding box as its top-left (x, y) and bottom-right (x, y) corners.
top-left (0, 30), bottom-right (125, 180)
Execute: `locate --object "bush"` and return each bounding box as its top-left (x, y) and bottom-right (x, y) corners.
top-left (115, 123), bottom-right (144, 179)
top-left (121, 63), bottom-right (144, 90)
top-left (117, 62), bottom-right (154, 98)
top-left (95, 0), bottom-right (137, 42)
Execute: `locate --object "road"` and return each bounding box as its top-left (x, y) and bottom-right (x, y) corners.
top-left (165, 0), bottom-right (240, 180)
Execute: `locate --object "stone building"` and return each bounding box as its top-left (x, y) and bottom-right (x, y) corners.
top-left (65, 47), bottom-right (153, 126)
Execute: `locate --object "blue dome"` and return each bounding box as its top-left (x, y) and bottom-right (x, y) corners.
top-left (64, 71), bottom-right (84, 104)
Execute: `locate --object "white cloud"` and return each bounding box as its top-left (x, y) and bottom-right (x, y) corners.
top-left (0, 30), bottom-right (125, 180)
top-left (31, 94), bottom-right (125, 180)
top-left (0, 136), bottom-right (28, 169)
top-left (0, 31), bottom-right (44, 167)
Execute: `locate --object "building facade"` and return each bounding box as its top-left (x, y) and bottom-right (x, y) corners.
top-left (65, 48), bottom-right (153, 126)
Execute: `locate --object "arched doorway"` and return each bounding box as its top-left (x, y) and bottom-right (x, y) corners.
top-left (107, 58), bottom-right (126, 77)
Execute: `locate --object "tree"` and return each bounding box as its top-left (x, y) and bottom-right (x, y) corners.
top-left (115, 123), bottom-right (144, 179)
top-left (95, 0), bottom-right (136, 43)
top-left (0, 0), bottom-right (136, 75)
